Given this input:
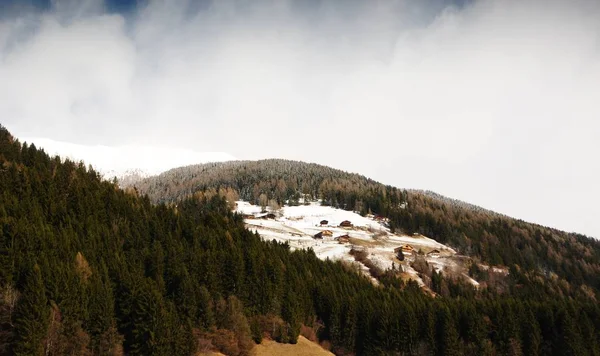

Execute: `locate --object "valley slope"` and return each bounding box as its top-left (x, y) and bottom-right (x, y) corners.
top-left (132, 159), bottom-right (600, 299)
top-left (3, 128), bottom-right (600, 356)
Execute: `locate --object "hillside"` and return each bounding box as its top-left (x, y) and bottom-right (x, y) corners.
top-left (2, 126), bottom-right (600, 355)
top-left (235, 200), bottom-right (473, 292)
top-left (132, 159), bottom-right (600, 299)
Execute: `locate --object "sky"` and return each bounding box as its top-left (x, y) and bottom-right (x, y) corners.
top-left (1, 0), bottom-right (599, 238)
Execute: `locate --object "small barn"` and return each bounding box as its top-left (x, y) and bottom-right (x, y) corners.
top-left (336, 234), bottom-right (350, 244)
top-left (394, 246), bottom-right (405, 261)
top-left (322, 230), bottom-right (333, 237)
top-left (401, 245), bottom-right (414, 253)
top-left (255, 212), bottom-right (275, 220)
top-left (256, 213), bottom-right (277, 220)
top-left (313, 232), bottom-right (323, 239)
top-left (320, 220), bottom-right (329, 226)
top-left (339, 220), bottom-right (353, 228)
top-left (427, 249), bottom-right (440, 257)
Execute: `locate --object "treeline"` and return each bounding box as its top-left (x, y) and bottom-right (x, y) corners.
top-left (133, 160), bottom-right (600, 300)
top-left (388, 193), bottom-right (600, 296)
top-left (130, 159), bottom-right (409, 214)
top-left (1, 126), bottom-right (600, 355)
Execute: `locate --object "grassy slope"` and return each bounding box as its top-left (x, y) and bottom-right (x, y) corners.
top-left (251, 336), bottom-right (334, 356)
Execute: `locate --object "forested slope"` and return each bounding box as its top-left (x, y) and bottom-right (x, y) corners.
top-left (133, 160), bottom-right (600, 299)
top-left (1, 127), bottom-right (599, 355)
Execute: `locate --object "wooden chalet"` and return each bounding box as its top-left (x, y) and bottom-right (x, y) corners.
top-left (257, 213), bottom-right (276, 220)
top-left (320, 220), bottom-right (329, 226)
top-left (321, 230), bottom-right (333, 237)
top-left (401, 245), bottom-right (414, 253)
top-left (313, 232), bottom-right (323, 239)
top-left (336, 234), bottom-right (350, 244)
top-left (339, 220), bottom-right (353, 228)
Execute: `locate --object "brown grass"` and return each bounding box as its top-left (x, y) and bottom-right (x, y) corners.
top-left (349, 248), bottom-right (384, 279)
top-left (250, 336), bottom-right (334, 356)
top-left (348, 238), bottom-right (383, 247)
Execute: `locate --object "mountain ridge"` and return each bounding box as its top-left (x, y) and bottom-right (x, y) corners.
top-left (2, 125), bottom-right (600, 355)
top-left (133, 159), bottom-right (596, 239)
top-left (131, 159), bottom-right (600, 297)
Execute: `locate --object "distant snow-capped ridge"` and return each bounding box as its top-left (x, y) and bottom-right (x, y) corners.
top-left (22, 137), bottom-right (235, 183)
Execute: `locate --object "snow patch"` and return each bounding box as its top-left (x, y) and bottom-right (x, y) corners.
top-left (22, 137), bottom-right (235, 182)
top-left (235, 201), bottom-right (466, 287)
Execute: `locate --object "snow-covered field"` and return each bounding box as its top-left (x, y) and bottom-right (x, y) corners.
top-left (236, 201), bottom-right (458, 286)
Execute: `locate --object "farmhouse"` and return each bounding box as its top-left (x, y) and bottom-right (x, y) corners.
top-left (339, 220), bottom-right (353, 228)
top-left (336, 234), bottom-right (350, 244)
top-left (255, 212), bottom-right (277, 220)
top-left (401, 245), bottom-right (414, 253)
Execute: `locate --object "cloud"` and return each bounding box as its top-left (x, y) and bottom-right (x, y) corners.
top-left (1, 0), bottom-right (599, 237)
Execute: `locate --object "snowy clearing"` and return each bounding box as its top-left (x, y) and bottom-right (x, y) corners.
top-left (236, 201), bottom-right (464, 287)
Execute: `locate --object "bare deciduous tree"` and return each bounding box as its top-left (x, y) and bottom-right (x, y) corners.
top-left (259, 194), bottom-right (268, 212)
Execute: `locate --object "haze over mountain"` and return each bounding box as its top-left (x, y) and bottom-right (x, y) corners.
top-left (22, 136), bottom-right (235, 180)
top-left (2, 0), bottom-right (599, 238)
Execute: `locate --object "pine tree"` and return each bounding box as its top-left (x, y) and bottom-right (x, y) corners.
top-left (281, 288), bottom-right (301, 344)
top-left (521, 308), bottom-right (541, 356)
top-left (12, 264), bottom-right (50, 356)
top-left (436, 306), bottom-right (460, 356)
top-left (87, 264), bottom-right (117, 353)
top-left (557, 308), bottom-right (584, 356)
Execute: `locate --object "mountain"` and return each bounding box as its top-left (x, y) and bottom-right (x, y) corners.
top-left (21, 137), bottom-right (235, 184)
top-left (2, 126), bottom-right (600, 355)
top-left (133, 159), bottom-right (600, 298)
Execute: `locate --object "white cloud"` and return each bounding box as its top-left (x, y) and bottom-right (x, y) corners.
top-left (1, 0), bottom-right (599, 237)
